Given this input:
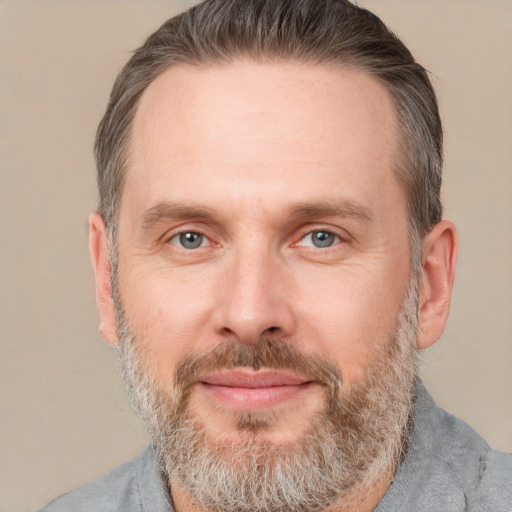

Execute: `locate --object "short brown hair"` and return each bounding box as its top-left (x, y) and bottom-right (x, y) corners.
top-left (95, 0), bottom-right (442, 247)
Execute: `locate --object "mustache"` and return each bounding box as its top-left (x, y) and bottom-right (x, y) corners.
top-left (173, 338), bottom-right (343, 400)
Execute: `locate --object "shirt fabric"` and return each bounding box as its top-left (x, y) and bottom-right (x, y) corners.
top-left (39, 381), bottom-right (512, 511)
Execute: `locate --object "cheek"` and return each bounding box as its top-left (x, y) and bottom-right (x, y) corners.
top-left (118, 270), bottom-right (217, 382)
top-left (294, 265), bottom-right (407, 381)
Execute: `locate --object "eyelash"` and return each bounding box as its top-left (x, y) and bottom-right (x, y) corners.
top-left (296, 230), bottom-right (342, 249)
top-left (168, 230), bottom-right (210, 250)
top-left (167, 227), bottom-right (346, 251)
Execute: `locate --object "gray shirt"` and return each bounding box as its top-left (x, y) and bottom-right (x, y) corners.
top-left (39, 382), bottom-right (512, 511)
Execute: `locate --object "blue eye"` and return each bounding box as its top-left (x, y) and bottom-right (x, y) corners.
top-left (171, 232), bottom-right (206, 249)
top-left (301, 230), bottom-right (339, 248)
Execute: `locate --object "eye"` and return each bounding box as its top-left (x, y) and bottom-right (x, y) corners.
top-left (169, 231), bottom-right (208, 249)
top-left (299, 230), bottom-right (341, 248)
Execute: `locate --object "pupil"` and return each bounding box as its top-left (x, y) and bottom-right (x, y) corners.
top-left (313, 231), bottom-right (334, 247)
top-left (180, 232), bottom-right (202, 249)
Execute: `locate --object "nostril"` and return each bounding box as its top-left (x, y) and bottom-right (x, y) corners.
top-left (266, 326), bottom-right (278, 333)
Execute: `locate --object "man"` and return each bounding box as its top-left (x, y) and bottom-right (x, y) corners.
top-left (40, 0), bottom-right (511, 511)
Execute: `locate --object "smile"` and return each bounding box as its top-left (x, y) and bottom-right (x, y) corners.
top-left (198, 369), bottom-right (314, 410)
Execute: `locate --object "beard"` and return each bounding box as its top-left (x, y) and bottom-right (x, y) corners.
top-left (115, 280), bottom-right (419, 512)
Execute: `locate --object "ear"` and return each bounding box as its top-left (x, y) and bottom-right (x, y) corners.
top-left (417, 220), bottom-right (457, 349)
top-left (89, 212), bottom-right (117, 346)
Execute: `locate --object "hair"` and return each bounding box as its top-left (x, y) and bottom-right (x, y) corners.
top-left (95, 0), bottom-right (442, 263)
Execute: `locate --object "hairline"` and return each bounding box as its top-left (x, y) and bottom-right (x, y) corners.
top-left (105, 56), bottom-right (422, 242)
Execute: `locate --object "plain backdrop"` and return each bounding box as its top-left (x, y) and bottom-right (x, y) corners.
top-left (0, 1), bottom-right (511, 511)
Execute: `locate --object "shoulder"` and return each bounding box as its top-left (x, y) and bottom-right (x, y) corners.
top-left (413, 383), bottom-right (512, 510)
top-left (37, 445), bottom-right (171, 512)
top-left (467, 449), bottom-right (512, 512)
top-left (428, 395), bottom-right (512, 496)
top-left (38, 456), bottom-right (140, 512)
top-left (377, 382), bottom-right (512, 512)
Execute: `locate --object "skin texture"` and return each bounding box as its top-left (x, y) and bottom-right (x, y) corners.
top-left (90, 61), bottom-right (457, 511)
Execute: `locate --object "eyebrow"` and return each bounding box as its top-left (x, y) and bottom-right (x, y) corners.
top-left (286, 199), bottom-right (373, 223)
top-left (140, 201), bottom-right (216, 230)
top-left (140, 198), bottom-right (373, 230)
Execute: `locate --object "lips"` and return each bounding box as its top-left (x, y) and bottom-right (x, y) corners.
top-left (198, 369), bottom-right (313, 410)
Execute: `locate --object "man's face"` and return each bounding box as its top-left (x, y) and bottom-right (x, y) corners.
top-left (113, 62), bottom-right (416, 509)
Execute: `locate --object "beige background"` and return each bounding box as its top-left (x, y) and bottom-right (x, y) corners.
top-left (0, 1), bottom-right (510, 511)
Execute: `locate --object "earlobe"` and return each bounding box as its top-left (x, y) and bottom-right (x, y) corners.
top-left (89, 212), bottom-right (118, 346)
top-left (417, 220), bottom-right (457, 350)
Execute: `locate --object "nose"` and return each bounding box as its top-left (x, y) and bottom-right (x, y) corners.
top-left (212, 246), bottom-right (296, 344)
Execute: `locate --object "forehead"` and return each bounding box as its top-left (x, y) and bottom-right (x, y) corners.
top-left (123, 61), bottom-right (403, 222)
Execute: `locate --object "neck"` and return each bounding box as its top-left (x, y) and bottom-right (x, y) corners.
top-left (171, 469), bottom-right (393, 512)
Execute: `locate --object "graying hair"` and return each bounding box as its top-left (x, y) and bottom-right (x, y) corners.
top-left (95, 0), bottom-right (442, 269)
top-left (116, 275), bottom-right (419, 512)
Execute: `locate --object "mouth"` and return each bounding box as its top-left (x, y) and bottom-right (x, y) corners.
top-left (198, 369), bottom-right (314, 410)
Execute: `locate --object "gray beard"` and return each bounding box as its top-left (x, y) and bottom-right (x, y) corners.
top-left (115, 281), bottom-right (418, 512)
